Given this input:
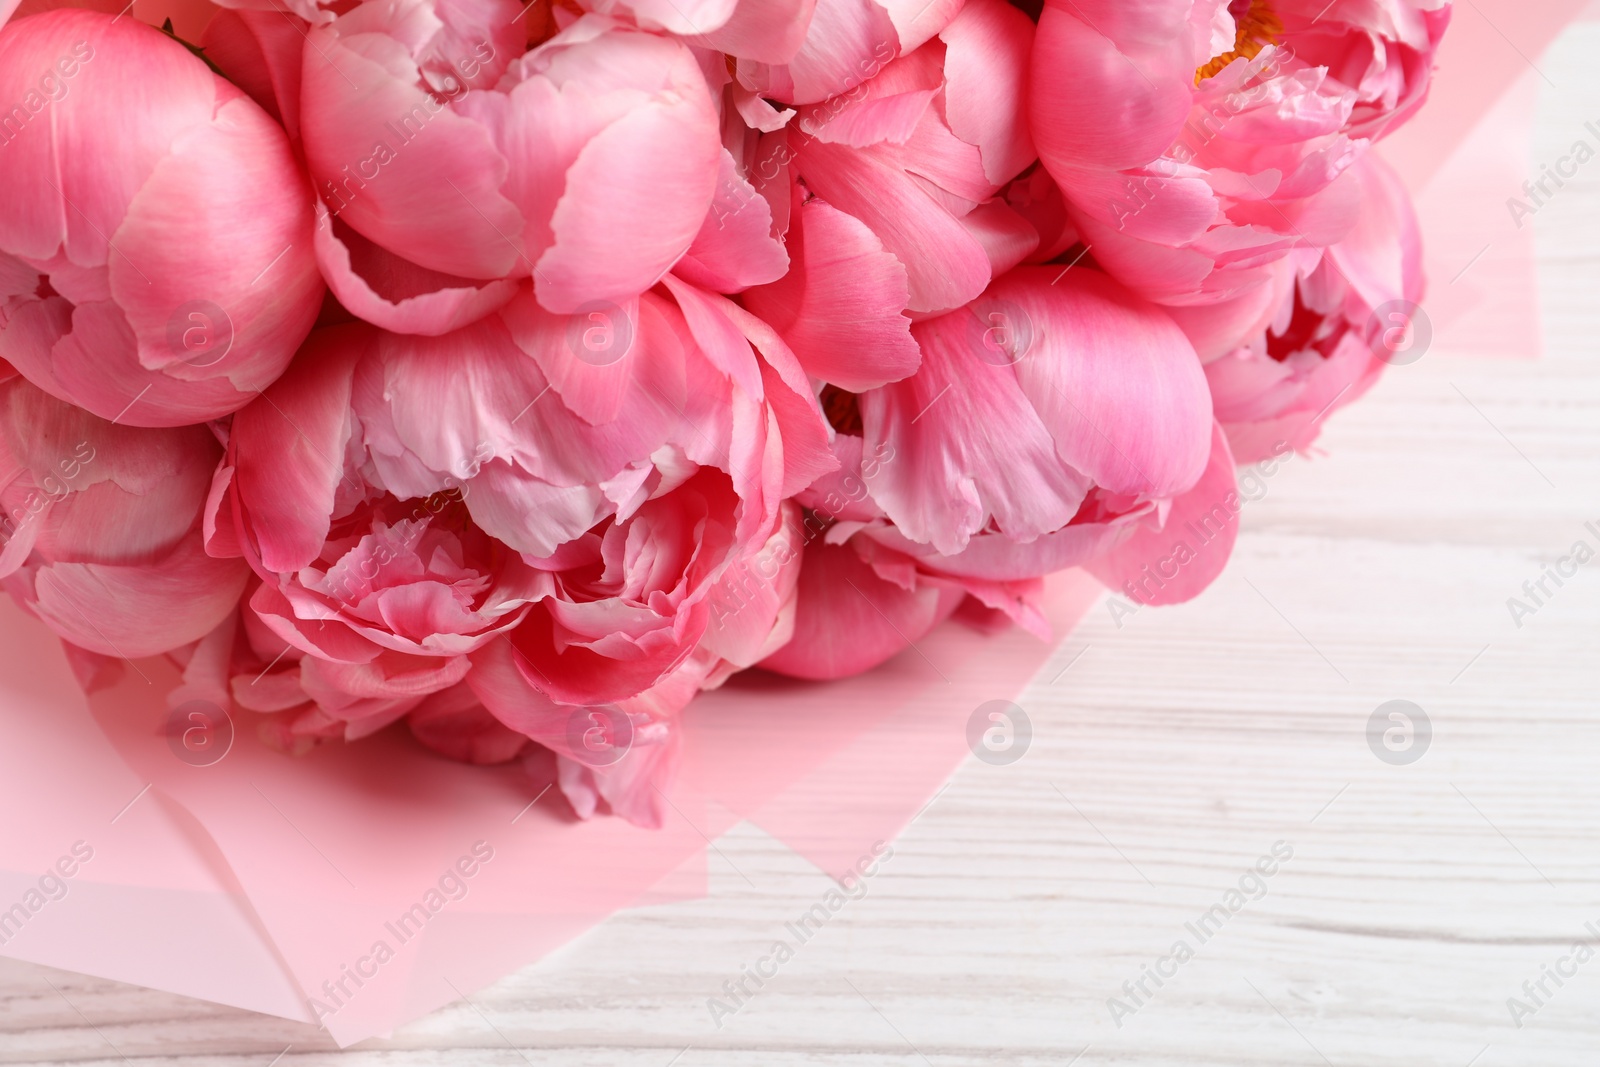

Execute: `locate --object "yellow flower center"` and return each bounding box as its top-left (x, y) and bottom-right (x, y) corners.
top-left (1195, 0), bottom-right (1283, 84)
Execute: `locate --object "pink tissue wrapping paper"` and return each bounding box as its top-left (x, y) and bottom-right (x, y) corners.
top-left (0, 567), bottom-right (1102, 1045)
top-left (0, 0), bottom-right (1590, 1047)
top-left (1374, 0), bottom-right (1598, 360)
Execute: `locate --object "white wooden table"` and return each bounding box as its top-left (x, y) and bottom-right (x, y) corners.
top-left (6, 25), bottom-right (1600, 1067)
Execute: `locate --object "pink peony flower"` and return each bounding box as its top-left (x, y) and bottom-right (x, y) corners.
top-left (860, 267), bottom-right (1212, 559)
top-left (0, 362), bottom-right (249, 657)
top-left (469, 499), bottom-right (806, 826)
top-left (1179, 153), bottom-right (1424, 463)
top-left (449, 279), bottom-right (830, 699)
top-left (205, 328), bottom-right (546, 747)
top-left (721, 0), bottom-right (966, 106)
top-left (743, 0), bottom-right (1039, 324)
top-left (299, 3), bottom-right (725, 331)
top-left (0, 10), bottom-right (324, 427)
top-left (761, 265), bottom-right (1217, 677)
top-left (163, 568), bottom-right (530, 757)
top-left (206, 278), bottom-right (831, 821)
top-left (1028, 0), bottom-right (1447, 307)
top-left (1268, 0), bottom-right (1450, 140)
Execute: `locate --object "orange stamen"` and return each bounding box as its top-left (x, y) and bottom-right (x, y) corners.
top-left (1195, 0), bottom-right (1283, 84)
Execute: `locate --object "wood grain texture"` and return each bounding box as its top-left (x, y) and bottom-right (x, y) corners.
top-left (6, 24), bottom-right (1600, 1067)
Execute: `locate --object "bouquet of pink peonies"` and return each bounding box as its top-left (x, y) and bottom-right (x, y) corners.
top-left (0, 0), bottom-right (1442, 829)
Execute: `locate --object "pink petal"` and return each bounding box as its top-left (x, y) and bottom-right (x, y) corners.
top-left (996, 267), bottom-right (1213, 499)
top-left (203, 461), bottom-right (243, 559)
top-left (18, 528), bottom-right (249, 658)
top-left (795, 44), bottom-right (942, 146)
top-left (250, 579), bottom-right (383, 663)
top-left (0, 12), bottom-right (215, 267)
top-left (889, 102), bottom-right (994, 202)
top-left (590, 0), bottom-right (739, 36)
top-left (1085, 422), bottom-right (1239, 605)
top-left (959, 198), bottom-right (1039, 282)
top-left (39, 301), bottom-right (259, 428)
top-left (506, 598), bottom-right (704, 708)
top-left (535, 99), bottom-right (721, 312)
top-left (499, 289), bottom-right (642, 425)
top-left (1056, 163), bottom-right (1218, 245)
top-left (742, 189), bottom-right (920, 391)
top-left (879, 0), bottom-right (965, 52)
top-left (794, 433), bottom-right (889, 523)
top-left (111, 94), bottom-right (323, 389)
top-left (797, 138), bottom-right (992, 313)
top-left (463, 461), bottom-right (611, 557)
top-left (659, 275), bottom-right (765, 400)
top-left (712, 294), bottom-right (840, 497)
top-left (692, 0), bottom-right (816, 63)
top-left (1165, 257), bottom-right (1296, 362)
top-left (1029, 1), bottom-right (1194, 172)
top-left (230, 325), bottom-right (371, 573)
top-left (940, 0), bottom-right (1035, 185)
top-left (863, 305), bottom-right (1089, 555)
top-left (556, 720), bottom-right (681, 828)
top-left (757, 539), bottom-right (963, 680)
top-left (464, 634), bottom-right (566, 742)
top-left (1, 374), bottom-right (220, 568)
top-left (302, 649), bottom-right (471, 702)
top-left (301, 24), bottom-right (524, 280)
top-left (365, 307), bottom-right (678, 495)
top-left (739, 0), bottom-right (899, 106)
top-left (701, 504), bottom-right (803, 668)
top-left (313, 203), bottom-right (518, 336)
top-left (1067, 208), bottom-right (1218, 305)
top-left (673, 148), bottom-right (789, 293)
top-left (201, 8), bottom-right (306, 141)
top-left (408, 685), bottom-right (530, 764)
top-left (861, 510), bottom-right (1138, 582)
top-left (1003, 167), bottom-right (1079, 263)
top-left (1326, 153), bottom-right (1423, 312)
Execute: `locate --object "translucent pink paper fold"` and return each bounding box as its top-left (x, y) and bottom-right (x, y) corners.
top-left (1375, 0), bottom-right (1595, 360)
top-left (0, 599), bottom-right (313, 1022)
top-left (0, 570), bottom-right (1101, 1045)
